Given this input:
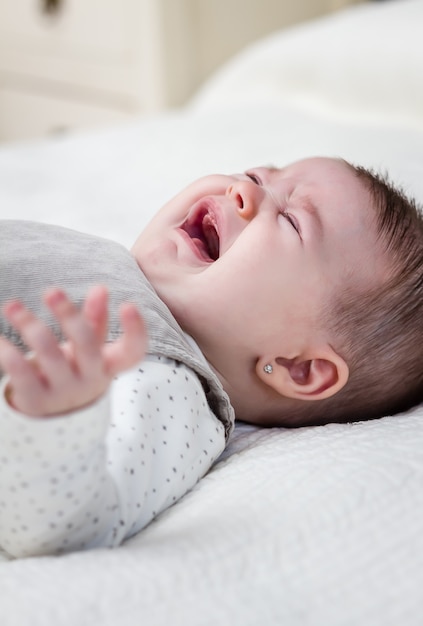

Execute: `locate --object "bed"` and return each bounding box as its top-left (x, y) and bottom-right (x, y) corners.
top-left (1, 0), bottom-right (423, 624)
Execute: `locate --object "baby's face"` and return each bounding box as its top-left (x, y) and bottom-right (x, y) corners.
top-left (132, 157), bottom-right (386, 388)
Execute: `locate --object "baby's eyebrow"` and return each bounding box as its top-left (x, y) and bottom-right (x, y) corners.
top-left (300, 194), bottom-right (324, 235)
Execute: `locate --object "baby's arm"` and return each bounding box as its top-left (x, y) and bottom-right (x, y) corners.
top-left (0, 287), bottom-right (146, 557)
top-left (0, 286), bottom-right (146, 416)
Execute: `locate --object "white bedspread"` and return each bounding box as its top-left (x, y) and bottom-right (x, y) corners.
top-left (1, 0), bottom-right (423, 623)
top-left (1, 413), bottom-right (423, 625)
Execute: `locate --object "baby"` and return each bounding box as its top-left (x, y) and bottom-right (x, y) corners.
top-left (0, 156), bottom-right (422, 558)
top-left (132, 156), bottom-right (423, 425)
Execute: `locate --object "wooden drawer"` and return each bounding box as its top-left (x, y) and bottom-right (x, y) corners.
top-left (0, 0), bottom-right (147, 101)
top-left (0, 86), bottom-right (132, 142)
top-left (0, 0), bottom-right (135, 62)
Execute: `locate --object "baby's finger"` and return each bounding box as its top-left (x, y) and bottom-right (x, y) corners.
top-left (4, 300), bottom-right (63, 363)
top-left (3, 299), bottom-right (73, 386)
top-left (44, 288), bottom-right (103, 378)
top-left (0, 335), bottom-right (36, 380)
top-left (81, 286), bottom-right (109, 343)
top-left (104, 304), bottom-right (147, 376)
top-left (0, 336), bottom-right (46, 413)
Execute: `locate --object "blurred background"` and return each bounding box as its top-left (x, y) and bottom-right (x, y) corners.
top-left (0, 0), bottom-right (369, 143)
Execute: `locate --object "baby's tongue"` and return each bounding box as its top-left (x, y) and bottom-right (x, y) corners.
top-left (192, 236), bottom-right (211, 261)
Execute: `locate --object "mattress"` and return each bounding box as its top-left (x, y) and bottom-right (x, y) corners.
top-left (0, 0), bottom-right (422, 624)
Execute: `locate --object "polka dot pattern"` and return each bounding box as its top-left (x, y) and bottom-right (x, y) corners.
top-left (0, 354), bottom-right (225, 557)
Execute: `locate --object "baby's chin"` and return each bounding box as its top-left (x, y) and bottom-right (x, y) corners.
top-left (141, 269), bottom-right (187, 326)
top-left (131, 237), bottom-right (173, 277)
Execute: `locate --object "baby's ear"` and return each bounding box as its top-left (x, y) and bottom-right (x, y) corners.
top-left (256, 348), bottom-right (349, 401)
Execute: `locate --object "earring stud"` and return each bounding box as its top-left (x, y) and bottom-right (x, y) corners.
top-left (263, 364), bottom-right (273, 374)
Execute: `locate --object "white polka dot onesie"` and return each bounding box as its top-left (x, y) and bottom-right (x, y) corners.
top-left (0, 352), bottom-right (226, 558)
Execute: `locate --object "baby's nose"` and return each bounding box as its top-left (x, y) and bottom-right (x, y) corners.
top-left (226, 181), bottom-right (258, 220)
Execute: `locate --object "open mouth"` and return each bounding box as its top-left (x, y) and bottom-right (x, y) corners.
top-left (181, 206), bottom-right (220, 262)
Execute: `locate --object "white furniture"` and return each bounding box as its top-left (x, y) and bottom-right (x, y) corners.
top-left (0, 0), bottom-right (364, 142)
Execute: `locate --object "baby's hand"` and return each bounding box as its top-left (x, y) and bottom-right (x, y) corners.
top-left (0, 286), bottom-right (146, 416)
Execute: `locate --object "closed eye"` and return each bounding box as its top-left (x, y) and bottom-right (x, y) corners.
top-left (282, 211), bottom-right (302, 239)
top-left (246, 170), bottom-right (302, 239)
top-left (245, 171), bottom-right (262, 185)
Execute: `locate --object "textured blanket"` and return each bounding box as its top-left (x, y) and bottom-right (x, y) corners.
top-left (1, 1), bottom-right (423, 623)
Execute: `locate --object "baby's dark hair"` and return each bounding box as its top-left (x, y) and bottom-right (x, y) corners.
top-left (296, 162), bottom-right (423, 426)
